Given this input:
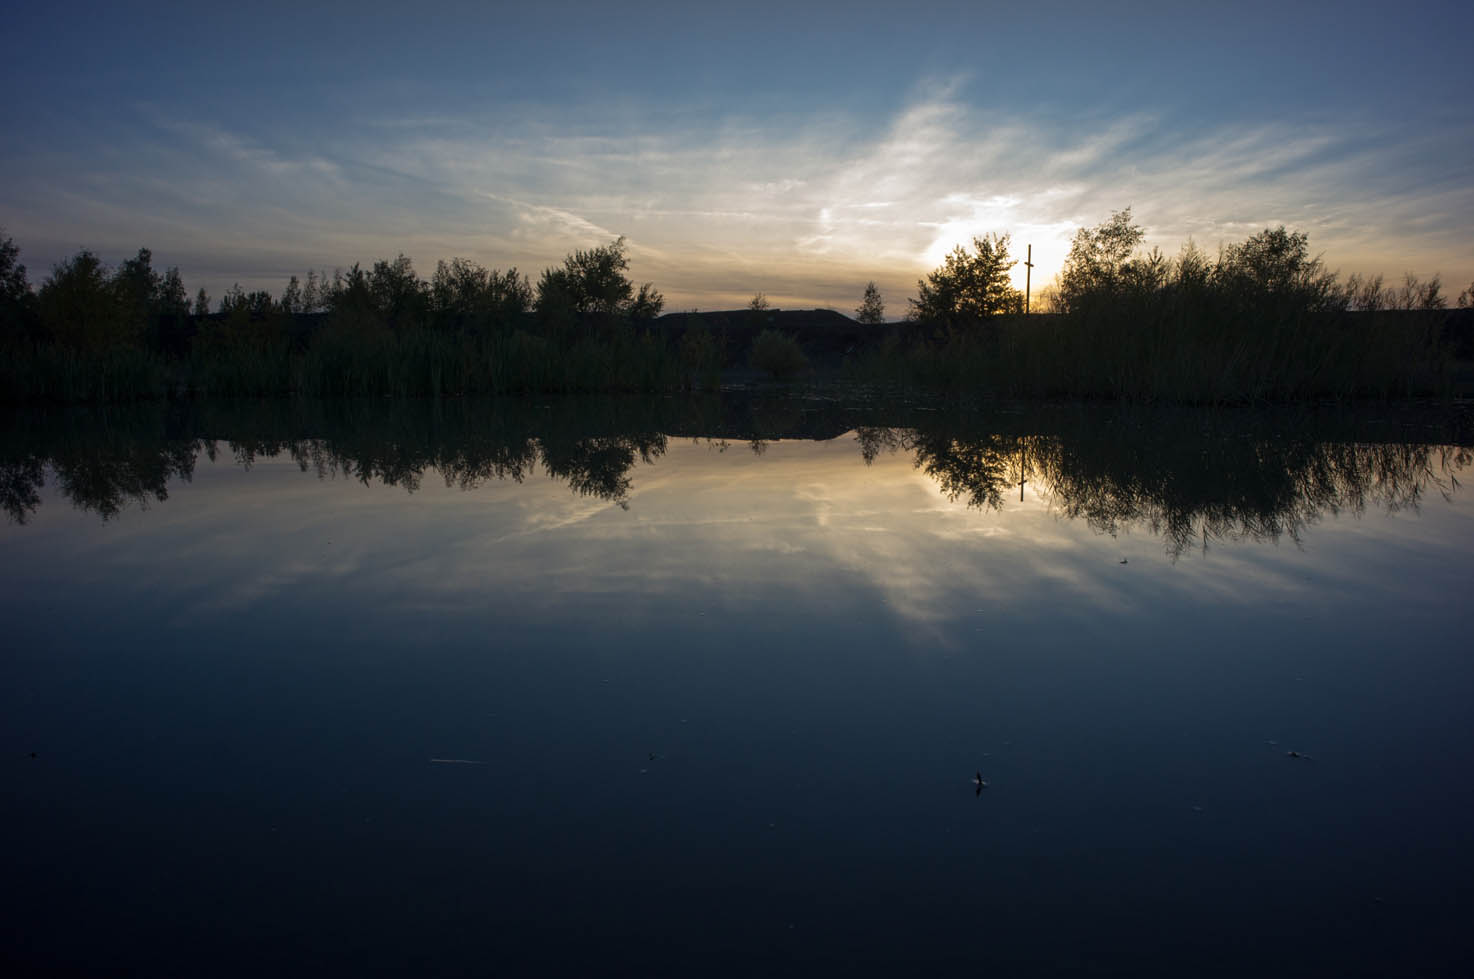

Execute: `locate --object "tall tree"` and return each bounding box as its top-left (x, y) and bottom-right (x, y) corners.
top-left (280, 275), bottom-right (303, 314)
top-left (1057, 209), bottom-right (1144, 311)
top-left (38, 250), bottom-right (117, 349)
top-left (158, 267), bottom-right (188, 317)
top-left (534, 236), bottom-right (662, 323)
top-left (369, 254), bottom-right (428, 329)
top-left (911, 233), bottom-right (1022, 322)
top-left (112, 247), bottom-right (163, 340)
top-left (0, 231), bottom-right (35, 342)
top-left (856, 282), bottom-right (884, 324)
top-left (0, 231), bottom-right (30, 306)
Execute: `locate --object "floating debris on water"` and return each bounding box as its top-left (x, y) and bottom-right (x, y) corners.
top-left (430, 758), bottom-right (485, 765)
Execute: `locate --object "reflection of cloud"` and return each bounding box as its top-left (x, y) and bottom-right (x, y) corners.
top-left (15, 434), bottom-right (1470, 657)
top-left (502, 498), bottom-right (617, 538)
top-left (3, 81), bottom-right (1469, 307)
top-left (334, 439), bottom-right (1339, 641)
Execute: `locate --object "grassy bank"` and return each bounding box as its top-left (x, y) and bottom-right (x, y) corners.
top-left (0, 323), bottom-right (720, 401)
top-left (847, 307), bottom-right (1457, 402)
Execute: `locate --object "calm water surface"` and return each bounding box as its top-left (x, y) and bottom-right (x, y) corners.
top-left (3, 398), bottom-right (1472, 975)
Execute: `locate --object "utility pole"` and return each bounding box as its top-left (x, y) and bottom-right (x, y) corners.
top-left (1024, 243), bottom-right (1034, 315)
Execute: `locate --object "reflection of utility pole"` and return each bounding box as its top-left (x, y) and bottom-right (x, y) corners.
top-left (1024, 244), bottom-right (1034, 315)
top-left (1019, 442), bottom-right (1026, 502)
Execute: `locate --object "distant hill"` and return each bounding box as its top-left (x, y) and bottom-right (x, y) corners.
top-left (651, 308), bottom-right (884, 367)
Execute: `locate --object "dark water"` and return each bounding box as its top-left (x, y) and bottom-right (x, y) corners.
top-left (3, 397), bottom-right (1472, 976)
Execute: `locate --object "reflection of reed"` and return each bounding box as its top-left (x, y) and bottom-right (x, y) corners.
top-left (862, 421), bottom-right (1471, 558)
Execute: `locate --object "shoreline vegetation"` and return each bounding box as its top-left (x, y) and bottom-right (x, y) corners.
top-left (2, 213), bottom-right (1471, 404)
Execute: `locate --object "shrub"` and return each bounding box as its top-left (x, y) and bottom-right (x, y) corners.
top-left (750, 329), bottom-right (808, 380)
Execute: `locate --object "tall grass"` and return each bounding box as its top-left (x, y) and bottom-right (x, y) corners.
top-left (1, 320), bottom-right (716, 401)
top-left (0, 345), bottom-right (171, 401)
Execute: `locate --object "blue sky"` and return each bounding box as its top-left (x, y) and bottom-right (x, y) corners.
top-left (3, 0), bottom-right (1470, 313)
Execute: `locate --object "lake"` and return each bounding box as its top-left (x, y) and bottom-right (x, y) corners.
top-left (3, 396), bottom-right (1472, 976)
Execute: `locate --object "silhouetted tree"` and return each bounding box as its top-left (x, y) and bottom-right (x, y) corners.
top-left (534, 236), bottom-right (663, 324)
top-left (302, 270), bottom-right (325, 313)
top-left (856, 281), bottom-right (884, 324)
top-left (0, 232), bottom-right (28, 306)
top-left (193, 288), bottom-right (211, 316)
top-left (911, 233), bottom-right (1022, 322)
top-left (534, 266), bottom-right (578, 331)
top-left (280, 275), bottom-right (303, 314)
top-left (430, 258), bottom-right (532, 328)
top-left (1345, 273), bottom-right (1390, 311)
top-left (160, 267), bottom-right (188, 316)
top-left (1058, 209), bottom-right (1145, 311)
top-left (111, 247), bottom-right (167, 343)
top-left (0, 230), bottom-right (36, 343)
top-left (369, 254), bottom-right (429, 329)
top-left (327, 265), bottom-right (376, 324)
top-left (1394, 272), bottom-right (1445, 311)
top-left (1342, 271), bottom-right (1443, 312)
top-left (627, 282), bottom-right (663, 322)
top-left (38, 250), bottom-right (119, 349)
top-left (218, 283), bottom-right (248, 315)
top-left (565, 238), bottom-right (633, 315)
top-left (1214, 226), bottom-right (1342, 314)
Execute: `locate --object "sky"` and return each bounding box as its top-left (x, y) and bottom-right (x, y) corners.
top-left (2, 0), bottom-right (1471, 315)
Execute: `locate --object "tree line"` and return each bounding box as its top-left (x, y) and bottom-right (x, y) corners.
top-left (2, 210), bottom-right (1469, 402)
top-left (907, 210), bottom-right (1464, 326)
top-left (0, 234), bottom-right (670, 352)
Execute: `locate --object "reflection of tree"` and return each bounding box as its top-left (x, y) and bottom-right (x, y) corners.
top-left (2, 399), bottom-right (1468, 553)
top-left (271, 432), bottom-right (666, 508)
top-left (0, 417), bottom-right (199, 523)
top-left (0, 399), bottom-right (675, 521)
top-left (875, 411), bottom-right (1471, 558)
top-left (0, 456), bottom-right (44, 524)
top-left (857, 426), bottom-right (1034, 510)
top-left (52, 442), bottom-right (198, 520)
top-left (538, 434), bottom-right (666, 509)
top-left (1035, 435), bottom-right (1469, 558)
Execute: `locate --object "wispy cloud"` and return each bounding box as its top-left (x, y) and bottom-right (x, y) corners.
top-left (3, 80), bottom-right (1469, 306)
